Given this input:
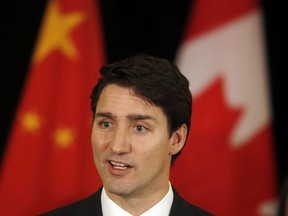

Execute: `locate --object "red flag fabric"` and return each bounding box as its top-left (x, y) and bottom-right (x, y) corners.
top-left (0, 0), bottom-right (104, 215)
top-left (171, 0), bottom-right (278, 215)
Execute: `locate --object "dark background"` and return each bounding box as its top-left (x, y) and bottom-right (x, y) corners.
top-left (0, 0), bottom-right (287, 193)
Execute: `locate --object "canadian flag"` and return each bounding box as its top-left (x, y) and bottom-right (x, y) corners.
top-left (171, 0), bottom-right (278, 215)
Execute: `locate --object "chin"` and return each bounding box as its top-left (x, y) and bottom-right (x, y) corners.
top-left (105, 182), bottom-right (134, 196)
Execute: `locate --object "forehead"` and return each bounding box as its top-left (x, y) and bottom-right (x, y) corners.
top-left (96, 84), bottom-right (165, 118)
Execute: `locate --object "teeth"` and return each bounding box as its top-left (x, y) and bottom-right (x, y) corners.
top-left (110, 161), bottom-right (129, 169)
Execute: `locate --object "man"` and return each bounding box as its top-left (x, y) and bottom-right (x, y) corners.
top-left (40, 54), bottom-right (214, 215)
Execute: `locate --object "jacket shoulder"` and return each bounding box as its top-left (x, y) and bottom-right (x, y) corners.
top-left (39, 189), bottom-right (102, 216)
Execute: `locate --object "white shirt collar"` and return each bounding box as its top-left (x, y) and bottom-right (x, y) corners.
top-left (101, 182), bottom-right (174, 216)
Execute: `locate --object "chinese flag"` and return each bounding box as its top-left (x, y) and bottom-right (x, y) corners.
top-left (0, 0), bottom-right (104, 215)
top-left (171, 0), bottom-right (278, 215)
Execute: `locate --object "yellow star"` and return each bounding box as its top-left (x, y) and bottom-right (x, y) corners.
top-left (54, 127), bottom-right (75, 148)
top-left (32, 0), bottom-right (85, 63)
top-left (20, 111), bottom-right (41, 133)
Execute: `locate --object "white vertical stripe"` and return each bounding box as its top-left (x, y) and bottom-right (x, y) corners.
top-left (176, 11), bottom-right (271, 146)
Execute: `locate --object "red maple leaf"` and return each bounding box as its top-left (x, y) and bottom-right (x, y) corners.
top-left (171, 77), bottom-right (277, 216)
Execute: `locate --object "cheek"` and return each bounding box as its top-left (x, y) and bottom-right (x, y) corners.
top-left (91, 131), bottom-right (108, 155)
top-left (136, 136), bottom-right (170, 161)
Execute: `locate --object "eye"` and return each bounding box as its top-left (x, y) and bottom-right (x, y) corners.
top-left (134, 125), bottom-right (148, 133)
top-left (100, 121), bottom-right (113, 129)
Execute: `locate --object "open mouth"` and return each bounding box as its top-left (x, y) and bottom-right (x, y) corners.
top-left (109, 160), bottom-right (130, 170)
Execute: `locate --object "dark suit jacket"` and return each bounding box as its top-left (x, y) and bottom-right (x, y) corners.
top-left (40, 187), bottom-right (214, 216)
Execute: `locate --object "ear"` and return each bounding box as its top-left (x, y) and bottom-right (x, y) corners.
top-left (169, 124), bottom-right (188, 156)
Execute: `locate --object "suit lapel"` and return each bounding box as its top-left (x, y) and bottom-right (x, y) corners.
top-left (73, 188), bottom-right (103, 216)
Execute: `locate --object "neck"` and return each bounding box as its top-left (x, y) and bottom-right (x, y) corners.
top-left (105, 182), bottom-right (170, 215)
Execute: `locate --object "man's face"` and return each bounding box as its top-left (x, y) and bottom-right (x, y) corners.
top-left (91, 84), bottom-right (177, 200)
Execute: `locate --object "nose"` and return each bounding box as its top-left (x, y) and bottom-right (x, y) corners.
top-left (110, 125), bottom-right (131, 154)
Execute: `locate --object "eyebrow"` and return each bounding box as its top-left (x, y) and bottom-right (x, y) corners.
top-left (127, 114), bottom-right (156, 122)
top-left (95, 112), bottom-right (157, 122)
top-left (95, 112), bottom-right (114, 118)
